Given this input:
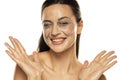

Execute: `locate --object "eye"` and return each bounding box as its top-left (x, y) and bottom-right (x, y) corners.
top-left (58, 22), bottom-right (69, 26)
top-left (43, 22), bottom-right (52, 29)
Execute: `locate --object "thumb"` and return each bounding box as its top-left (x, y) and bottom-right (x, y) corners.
top-left (83, 60), bottom-right (89, 68)
top-left (32, 51), bottom-right (39, 62)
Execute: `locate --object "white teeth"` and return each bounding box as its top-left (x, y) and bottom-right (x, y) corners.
top-left (52, 39), bottom-right (63, 42)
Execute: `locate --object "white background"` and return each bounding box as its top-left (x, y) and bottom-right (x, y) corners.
top-left (0, 0), bottom-right (120, 80)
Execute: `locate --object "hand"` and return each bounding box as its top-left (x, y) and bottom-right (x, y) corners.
top-left (80, 50), bottom-right (117, 80)
top-left (5, 36), bottom-right (42, 80)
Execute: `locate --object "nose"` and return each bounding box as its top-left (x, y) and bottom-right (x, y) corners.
top-left (51, 25), bottom-right (60, 36)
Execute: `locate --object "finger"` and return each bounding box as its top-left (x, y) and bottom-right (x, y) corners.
top-left (6, 49), bottom-right (31, 71)
top-left (4, 42), bottom-right (14, 52)
top-left (102, 60), bottom-right (117, 73)
top-left (33, 51), bottom-right (39, 63)
top-left (103, 55), bottom-right (117, 66)
top-left (4, 42), bottom-right (19, 58)
top-left (83, 60), bottom-right (89, 68)
top-left (5, 37), bottom-right (29, 60)
top-left (14, 38), bottom-right (29, 59)
top-left (101, 51), bottom-right (115, 60)
top-left (9, 36), bottom-right (24, 57)
top-left (100, 51), bottom-right (115, 64)
top-left (94, 50), bottom-right (106, 61)
top-left (14, 38), bottom-right (26, 54)
top-left (9, 36), bottom-right (19, 51)
top-left (5, 50), bottom-right (20, 64)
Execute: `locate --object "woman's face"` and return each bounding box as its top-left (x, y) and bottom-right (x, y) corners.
top-left (42, 4), bottom-right (82, 53)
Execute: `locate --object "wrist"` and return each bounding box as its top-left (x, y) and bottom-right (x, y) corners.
top-left (28, 75), bottom-right (41, 80)
top-left (27, 72), bottom-right (41, 80)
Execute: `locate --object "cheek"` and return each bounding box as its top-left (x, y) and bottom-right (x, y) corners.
top-left (43, 30), bottom-right (50, 41)
top-left (43, 28), bottom-right (51, 37)
top-left (63, 25), bottom-right (77, 36)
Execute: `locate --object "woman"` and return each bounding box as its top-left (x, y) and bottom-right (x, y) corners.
top-left (5, 0), bottom-right (117, 80)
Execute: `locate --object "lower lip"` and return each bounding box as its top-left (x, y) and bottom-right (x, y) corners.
top-left (51, 39), bottom-right (65, 45)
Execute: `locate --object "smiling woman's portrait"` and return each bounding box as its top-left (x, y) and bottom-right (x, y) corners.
top-left (0, 0), bottom-right (119, 80)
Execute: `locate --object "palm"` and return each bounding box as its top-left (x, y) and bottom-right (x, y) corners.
top-left (5, 36), bottom-right (43, 77)
top-left (79, 50), bottom-right (117, 80)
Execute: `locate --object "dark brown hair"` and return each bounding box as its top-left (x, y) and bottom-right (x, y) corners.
top-left (37, 0), bottom-right (81, 58)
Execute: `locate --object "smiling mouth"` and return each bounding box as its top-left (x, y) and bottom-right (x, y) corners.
top-left (51, 38), bottom-right (66, 45)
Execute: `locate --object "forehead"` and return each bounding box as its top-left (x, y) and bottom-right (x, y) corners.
top-left (42, 4), bottom-right (75, 20)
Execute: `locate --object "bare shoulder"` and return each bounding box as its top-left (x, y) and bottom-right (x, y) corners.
top-left (99, 74), bottom-right (106, 80)
top-left (14, 51), bottom-right (49, 80)
top-left (37, 51), bottom-right (51, 61)
top-left (27, 51), bottom-right (51, 64)
top-left (77, 62), bottom-right (106, 80)
top-left (14, 64), bottom-right (27, 80)
top-left (29, 51), bottom-right (48, 61)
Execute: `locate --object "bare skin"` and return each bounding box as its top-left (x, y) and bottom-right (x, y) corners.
top-left (5, 36), bottom-right (116, 80)
top-left (15, 51), bottom-right (106, 80)
top-left (5, 4), bottom-right (117, 80)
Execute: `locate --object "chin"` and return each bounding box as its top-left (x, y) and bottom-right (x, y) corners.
top-left (50, 46), bottom-right (71, 54)
top-left (51, 48), bottom-right (65, 54)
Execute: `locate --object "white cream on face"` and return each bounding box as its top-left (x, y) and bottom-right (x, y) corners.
top-left (42, 4), bottom-right (78, 53)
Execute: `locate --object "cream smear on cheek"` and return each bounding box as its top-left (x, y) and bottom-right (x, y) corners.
top-left (42, 4), bottom-right (78, 52)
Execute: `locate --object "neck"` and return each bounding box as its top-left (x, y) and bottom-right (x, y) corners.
top-left (49, 44), bottom-right (77, 74)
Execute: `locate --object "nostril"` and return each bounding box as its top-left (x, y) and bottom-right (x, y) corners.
top-left (51, 28), bottom-right (60, 36)
top-left (51, 32), bottom-right (60, 37)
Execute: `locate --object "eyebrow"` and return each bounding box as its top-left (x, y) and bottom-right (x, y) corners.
top-left (42, 16), bottom-right (71, 23)
top-left (42, 20), bottom-right (52, 23)
top-left (58, 16), bottom-right (71, 21)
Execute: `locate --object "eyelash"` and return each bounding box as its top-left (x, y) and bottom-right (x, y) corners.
top-left (43, 23), bottom-right (52, 28)
top-left (58, 22), bottom-right (69, 26)
top-left (43, 21), bottom-right (69, 29)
